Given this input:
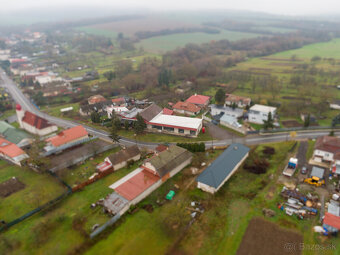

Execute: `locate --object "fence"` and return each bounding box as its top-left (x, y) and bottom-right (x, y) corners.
top-left (72, 168), bottom-right (114, 192)
top-left (260, 126), bottom-right (340, 134)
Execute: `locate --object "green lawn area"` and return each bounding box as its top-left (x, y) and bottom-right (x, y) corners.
top-left (274, 38), bottom-right (340, 59)
top-left (117, 128), bottom-right (213, 143)
top-left (136, 30), bottom-right (261, 53)
top-left (306, 139), bottom-right (316, 160)
top-left (0, 109), bottom-right (15, 120)
top-left (57, 147), bottom-right (120, 187)
top-left (0, 158), bottom-right (141, 255)
top-left (0, 161), bottom-right (66, 222)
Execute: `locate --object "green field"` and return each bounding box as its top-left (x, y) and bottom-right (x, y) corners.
top-left (274, 38), bottom-right (340, 59)
top-left (0, 161), bottom-right (66, 222)
top-left (0, 157), bottom-right (140, 254)
top-left (136, 30), bottom-right (261, 53)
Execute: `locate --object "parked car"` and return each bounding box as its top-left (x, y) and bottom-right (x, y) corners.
top-left (301, 166), bottom-right (307, 174)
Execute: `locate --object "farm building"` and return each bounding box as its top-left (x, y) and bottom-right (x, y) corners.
top-left (248, 104), bottom-right (277, 124)
top-left (186, 94), bottom-right (210, 107)
top-left (104, 145), bottom-right (192, 214)
top-left (313, 136), bottom-right (340, 164)
top-left (97, 145), bottom-right (141, 172)
top-left (16, 104), bottom-right (58, 136)
top-left (210, 104), bottom-right (244, 118)
top-left (225, 94), bottom-right (251, 108)
top-left (44, 125), bottom-right (89, 154)
top-left (0, 138), bottom-right (29, 166)
top-left (197, 143), bottom-right (250, 194)
top-left (173, 101), bottom-right (201, 116)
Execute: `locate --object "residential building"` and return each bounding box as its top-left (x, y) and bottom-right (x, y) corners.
top-left (162, 108), bottom-right (173, 115)
top-left (210, 104), bottom-right (244, 118)
top-left (323, 212), bottom-right (340, 233)
top-left (197, 144), bottom-right (250, 194)
top-left (98, 145), bottom-right (141, 172)
top-left (88, 95), bottom-right (107, 105)
top-left (112, 97), bottom-right (126, 106)
top-left (313, 136), bottom-right (340, 163)
top-left (79, 100), bottom-right (112, 116)
top-left (0, 121), bottom-right (32, 147)
top-left (225, 94), bottom-right (251, 108)
top-left (220, 115), bottom-right (243, 131)
top-left (186, 94), bottom-right (210, 107)
top-left (44, 125), bottom-right (89, 154)
top-left (106, 106), bottom-right (130, 118)
top-left (173, 101), bottom-right (201, 116)
top-left (330, 100), bottom-right (340, 110)
top-left (16, 104), bottom-right (58, 136)
top-left (248, 104), bottom-right (277, 124)
top-left (140, 104), bottom-right (163, 122)
top-left (147, 114), bottom-right (203, 137)
top-left (0, 138), bottom-right (29, 166)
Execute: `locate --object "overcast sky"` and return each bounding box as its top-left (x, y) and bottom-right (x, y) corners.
top-left (3, 0), bottom-right (340, 15)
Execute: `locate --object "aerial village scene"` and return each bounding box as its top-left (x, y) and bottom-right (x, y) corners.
top-left (1, 3), bottom-right (340, 255)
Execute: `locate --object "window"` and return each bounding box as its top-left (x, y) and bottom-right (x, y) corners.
top-left (164, 127), bottom-right (174, 132)
top-left (190, 130), bottom-right (196, 135)
top-left (152, 125), bottom-right (162, 130)
top-left (179, 129), bottom-right (184, 133)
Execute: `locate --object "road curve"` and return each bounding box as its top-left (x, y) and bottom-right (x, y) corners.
top-left (0, 70), bottom-right (339, 149)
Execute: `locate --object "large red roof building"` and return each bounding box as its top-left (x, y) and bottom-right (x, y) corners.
top-left (0, 138), bottom-right (29, 165)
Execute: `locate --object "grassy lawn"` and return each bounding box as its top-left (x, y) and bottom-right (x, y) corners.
top-left (41, 103), bottom-right (80, 120)
top-left (57, 147), bottom-right (121, 187)
top-left (0, 161), bottom-right (66, 222)
top-left (306, 139), bottom-right (316, 160)
top-left (0, 158), bottom-right (141, 255)
top-left (0, 109), bottom-right (15, 120)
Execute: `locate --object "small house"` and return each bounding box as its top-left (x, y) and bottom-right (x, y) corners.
top-left (225, 94), bottom-right (251, 108)
top-left (313, 136), bottom-right (340, 163)
top-left (185, 94), bottom-right (210, 107)
top-left (173, 101), bottom-right (201, 116)
top-left (104, 145), bottom-right (141, 171)
top-left (248, 104), bottom-right (277, 124)
top-left (0, 138), bottom-right (29, 166)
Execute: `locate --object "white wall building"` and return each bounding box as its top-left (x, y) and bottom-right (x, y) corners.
top-left (248, 104), bottom-right (277, 124)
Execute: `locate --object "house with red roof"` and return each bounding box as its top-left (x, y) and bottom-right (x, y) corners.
top-left (0, 138), bottom-right (29, 166)
top-left (185, 93), bottom-right (210, 107)
top-left (88, 95), bottom-right (106, 105)
top-left (313, 136), bottom-right (340, 164)
top-left (162, 108), bottom-right (173, 115)
top-left (173, 101), bottom-right (201, 116)
top-left (323, 212), bottom-right (340, 233)
top-left (16, 104), bottom-right (58, 136)
top-left (44, 125), bottom-right (89, 154)
top-left (111, 97), bottom-right (126, 106)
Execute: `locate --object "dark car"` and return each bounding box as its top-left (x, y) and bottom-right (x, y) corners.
top-left (301, 166), bottom-right (307, 174)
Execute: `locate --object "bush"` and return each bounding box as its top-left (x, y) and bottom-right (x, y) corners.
top-left (176, 142), bottom-right (205, 153)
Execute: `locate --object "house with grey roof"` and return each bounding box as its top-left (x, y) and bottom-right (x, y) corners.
top-left (197, 143), bottom-right (250, 194)
top-left (210, 104), bottom-right (244, 119)
top-left (104, 145), bottom-right (141, 171)
top-left (0, 121), bottom-right (32, 147)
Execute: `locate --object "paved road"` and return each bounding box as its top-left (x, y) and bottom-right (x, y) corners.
top-left (1, 70), bottom-right (339, 149)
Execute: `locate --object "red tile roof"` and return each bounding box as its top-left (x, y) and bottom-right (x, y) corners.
top-left (155, 144), bottom-right (168, 153)
top-left (22, 111), bottom-right (54, 130)
top-left (186, 94), bottom-right (210, 105)
top-left (88, 95), bottom-right (106, 104)
top-left (0, 138), bottom-right (26, 158)
top-left (115, 169), bottom-right (160, 200)
top-left (324, 212), bottom-right (340, 230)
top-left (46, 125), bottom-right (88, 147)
top-left (162, 108), bottom-right (173, 115)
top-left (173, 101), bottom-right (201, 113)
top-left (112, 97), bottom-right (125, 104)
top-left (315, 136), bottom-right (340, 154)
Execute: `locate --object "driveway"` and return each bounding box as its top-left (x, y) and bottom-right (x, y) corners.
top-left (205, 122), bottom-right (233, 140)
top-left (296, 141), bottom-right (309, 182)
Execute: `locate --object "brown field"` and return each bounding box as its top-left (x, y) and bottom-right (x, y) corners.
top-left (237, 217), bottom-right (303, 255)
top-left (0, 177), bottom-right (25, 197)
top-left (282, 120), bottom-right (303, 128)
top-left (90, 15), bottom-right (200, 36)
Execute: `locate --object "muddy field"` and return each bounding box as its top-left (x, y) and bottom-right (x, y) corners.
top-left (0, 177), bottom-right (25, 197)
top-left (90, 15), bottom-right (199, 36)
top-left (282, 120), bottom-right (303, 128)
top-left (237, 217), bottom-right (303, 255)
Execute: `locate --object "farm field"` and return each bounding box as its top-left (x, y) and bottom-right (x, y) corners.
top-left (224, 39), bottom-right (340, 126)
top-left (0, 161), bottom-right (66, 223)
top-left (84, 141), bottom-right (340, 255)
top-left (136, 30), bottom-right (261, 53)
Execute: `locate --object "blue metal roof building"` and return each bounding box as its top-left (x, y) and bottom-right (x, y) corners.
top-left (197, 143), bottom-right (250, 193)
